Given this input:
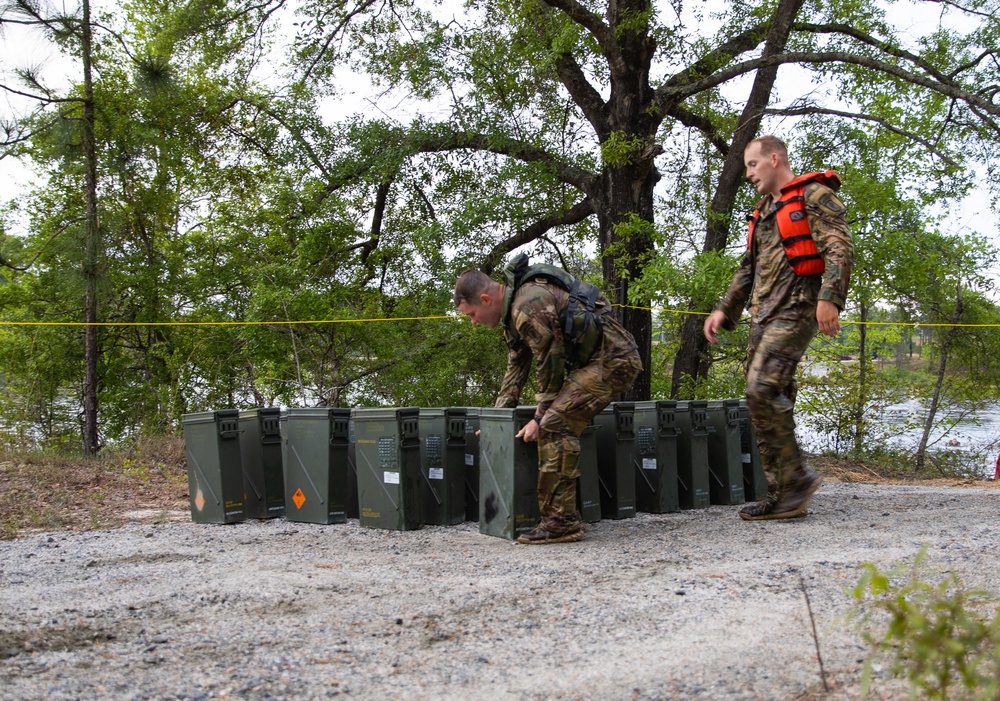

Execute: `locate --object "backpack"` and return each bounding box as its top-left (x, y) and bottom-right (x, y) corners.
top-left (502, 253), bottom-right (606, 367)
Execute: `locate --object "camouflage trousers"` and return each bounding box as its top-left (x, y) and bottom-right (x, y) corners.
top-left (744, 313), bottom-right (818, 496)
top-left (536, 349), bottom-right (642, 521)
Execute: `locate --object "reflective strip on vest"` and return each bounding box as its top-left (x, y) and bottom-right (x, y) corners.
top-left (746, 170), bottom-right (840, 277)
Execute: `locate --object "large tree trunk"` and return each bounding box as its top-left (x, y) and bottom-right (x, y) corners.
top-left (670, 0), bottom-right (807, 397)
top-left (594, 0), bottom-right (660, 401)
top-left (595, 162), bottom-right (658, 401)
top-left (81, 0), bottom-right (100, 454)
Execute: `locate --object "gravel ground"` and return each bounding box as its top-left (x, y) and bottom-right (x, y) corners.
top-left (1, 481), bottom-right (998, 701)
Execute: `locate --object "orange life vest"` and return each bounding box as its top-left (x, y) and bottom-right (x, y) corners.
top-left (747, 170), bottom-right (841, 277)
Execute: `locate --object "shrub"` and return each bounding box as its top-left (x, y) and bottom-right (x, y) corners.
top-left (851, 547), bottom-right (1000, 700)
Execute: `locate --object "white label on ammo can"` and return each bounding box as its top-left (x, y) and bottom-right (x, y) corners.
top-left (428, 468), bottom-right (444, 480)
top-left (741, 453), bottom-right (752, 463)
top-left (384, 471), bottom-right (400, 484)
top-left (465, 453), bottom-right (474, 466)
top-left (642, 457), bottom-right (657, 470)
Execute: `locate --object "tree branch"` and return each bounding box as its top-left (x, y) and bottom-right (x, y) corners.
top-left (0, 115), bottom-right (58, 149)
top-left (413, 130), bottom-right (598, 193)
top-left (541, 0), bottom-right (622, 71)
top-left (363, 180), bottom-right (391, 265)
top-left (238, 96), bottom-right (332, 179)
top-left (793, 22), bottom-right (970, 86)
top-left (659, 21), bottom-right (770, 99)
top-left (948, 48), bottom-right (998, 81)
top-left (669, 104), bottom-right (730, 157)
top-left (662, 51), bottom-right (1000, 125)
top-left (553, 53), bottom-right (609, 136)
top-left (921, 0), bottom-right (993, 19)
top-left (765, 105), bottom-right (960, 167)
top-left (0, 82), bottom-right (82, 105)
top-left (0, 218), bottom-right (81, 271)
top-left (480, 196), bottom-right (595, 274)
top-left (537, 234), bottom-right (573, 271)
top-left (299, 0), bottom-right (384, 83)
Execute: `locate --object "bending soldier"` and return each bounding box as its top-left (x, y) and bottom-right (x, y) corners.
top-left (454, 255), bottom-right (642, 543)
top-left (704, 136), bottom-right (853, 520)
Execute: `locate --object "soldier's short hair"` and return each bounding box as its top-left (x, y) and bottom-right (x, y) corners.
top-left (453, 269), bottom-right (495, 306)
top-left (749, 135), bottom-right (788, 161)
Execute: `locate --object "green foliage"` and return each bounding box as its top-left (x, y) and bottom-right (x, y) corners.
top-left (633, 248), bottom-right (738, 313)
top-left (672, 356), bottom-right (746, 401)
top-left (797, 362), bottom-right (915, 459)
top-left (852, 548), bottom-right (1000, 700)
top-left (613, 7), bottom-right (653, 39)
top-left (600, 131), bottom-right (648, 168)
top-left (6, 0), bottom-right (1000, 448)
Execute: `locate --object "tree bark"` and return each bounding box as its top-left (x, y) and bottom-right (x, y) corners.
top-left (590, 0), bottom-right (660, 401)
top-left (670, 0), bottom-right (808, 397)
top-left (594, 159), bottom-right (658, 401)
top-left (81, 0), bottom-right (100, 455)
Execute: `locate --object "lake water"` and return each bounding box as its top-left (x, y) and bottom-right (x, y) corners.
top-left (796, 363), bottom-right (1000, 478)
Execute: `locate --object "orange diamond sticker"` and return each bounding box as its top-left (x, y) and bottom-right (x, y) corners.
top-left (292, 488), bottom-right (306, 509)
top-left (194, 488), bottom-right (206, 512)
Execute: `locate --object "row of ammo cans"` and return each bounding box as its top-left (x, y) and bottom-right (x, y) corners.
top-left (614, 399), bottom-right (766, 515)
top-left (182, 400), bottom-right (765, 536)
top-left (182, 406), bottom-right (474, 530)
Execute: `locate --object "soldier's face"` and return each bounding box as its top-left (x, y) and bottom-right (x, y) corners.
top-left (457, 295), bottom-right (502, 328)
top-left (744, 143), bottom-right (779, 195)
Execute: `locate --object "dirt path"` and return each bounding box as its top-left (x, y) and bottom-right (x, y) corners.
top-left (2, 481), bottom-right (998, 700)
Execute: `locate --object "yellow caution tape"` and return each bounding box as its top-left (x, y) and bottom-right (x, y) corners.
top-left (0, 306), bottom-right (992, 328)
top-left (0, 315), bottom-right (458, 327)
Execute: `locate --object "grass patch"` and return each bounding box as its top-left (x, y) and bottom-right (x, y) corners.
top-left (0, 436), bottom-right (189, 540)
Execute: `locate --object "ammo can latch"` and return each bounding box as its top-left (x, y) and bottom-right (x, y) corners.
top-left (447, 416), bottom-right (466, 445)
top-left (260, 413), bottom-right (282, 444)
top-left (330, 414), bottom-right (350, 446)
top-left (615, 406), bottom-right (634, 437)
top-left (400, 411), bottom-right (420, 448)
top-left (218, 417), bottom-right (241, 439)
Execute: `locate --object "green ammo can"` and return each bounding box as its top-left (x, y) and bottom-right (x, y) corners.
top-left (577, 425), bottom-right (602, 523)
top-left (464, 408), bottom-right (481, 522)
top-left (418, 407), bottom-right (468, 526)
top-left (346, 418), bottom-right (359, 519)
top-left (592, 402), bottom-right (636, 520)
top-left (353, 407), bottom-right (423, 531)
top-left (238, 408), bottom-right (286, 520)
top-left (738, 399), bottom-right (768, 501)
top-left (632, 400), bottom-right (680, 514)
top-left (705, 399), bottom-right (746, 506)
top-left (182, 409), bottom-right (245, 524)
top-left (478, 407), bottom-right (539, 540)
top-left (281, 407), bottom-right (351, 524)
top-left (675, 400), bottom-right (712, 509)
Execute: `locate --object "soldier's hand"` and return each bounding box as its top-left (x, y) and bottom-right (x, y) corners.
top-left (817, 300), bottom-right (841, 337)
top-left (703, 310), bottom-right (726, 344)
top-left (516, 419), bottom-right (540, 443)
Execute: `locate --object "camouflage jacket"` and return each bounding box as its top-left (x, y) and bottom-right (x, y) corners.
top-left (494, 279), bottom-right (637, 410)
top-left (717, 181), bottom-right (853, 328)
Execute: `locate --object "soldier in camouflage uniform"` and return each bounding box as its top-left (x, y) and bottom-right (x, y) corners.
top-left (454, 260), bottom-right (642, 543)
top-left (704, 135), bottom-right (853, 520)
